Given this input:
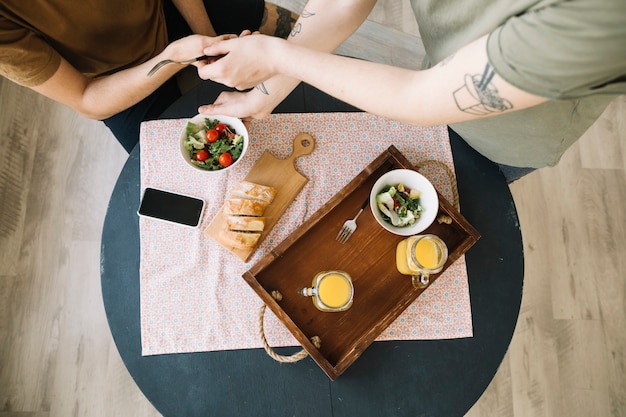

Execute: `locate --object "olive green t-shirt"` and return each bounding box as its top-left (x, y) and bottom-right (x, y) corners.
top-left (410, 0), bottom-right (626, 167)
top-left (0, 0), bottom-right (168, 86)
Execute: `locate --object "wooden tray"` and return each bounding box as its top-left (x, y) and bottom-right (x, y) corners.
top-left (242, 146), bottom-right (480, 380)
top-left (205, 133), bottom-right (315, 262)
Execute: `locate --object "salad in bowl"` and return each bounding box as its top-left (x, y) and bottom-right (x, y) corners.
top-left (180, 114), bottom-right (248, 172)
top-left (376, 183), bottom-right (424, 227)
top-left (369, 169), bottom-right (439, 236)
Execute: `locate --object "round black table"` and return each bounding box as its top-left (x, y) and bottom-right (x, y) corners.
top-left (101, 81), bottom-right (523, 417)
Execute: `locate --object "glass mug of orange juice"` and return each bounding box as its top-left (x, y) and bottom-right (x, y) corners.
top-left (396, 234), bottom-right (448, 289)
top-left (298, 271), bottom-right (354, 312)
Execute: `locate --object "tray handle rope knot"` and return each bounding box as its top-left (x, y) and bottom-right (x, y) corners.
top-left (416, 159), bottom-right (459, 224)
top-left (259, 290), bottom-right (321, 363)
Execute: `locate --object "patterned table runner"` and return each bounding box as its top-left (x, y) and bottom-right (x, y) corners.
top-left (139, 113), bottom-right (473, 356)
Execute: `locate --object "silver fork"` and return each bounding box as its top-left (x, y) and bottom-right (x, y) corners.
top-left (146, 55), bottom-right (211, 77)
top-left (336, 197), bottom-right (370, 244)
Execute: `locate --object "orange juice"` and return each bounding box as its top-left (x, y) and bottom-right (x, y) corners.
top-left (299, 271), bottom-right (354, 312)
top-left (318, 273), bottom-right (352, 308)
top-left (396, 234), bottom-right (448, 276)
top-left (414, 238), bottom-right (440, 269)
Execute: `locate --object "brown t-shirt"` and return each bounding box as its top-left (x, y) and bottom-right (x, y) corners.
top-left (0, 0), bottom-right (168, 86)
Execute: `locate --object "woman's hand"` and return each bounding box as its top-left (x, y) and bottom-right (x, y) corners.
top-left (196, 35), bottom-right (282, 90)
top-left (198, 88), bottom-right (276, 123)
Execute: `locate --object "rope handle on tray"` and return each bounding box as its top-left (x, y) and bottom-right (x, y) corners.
top-left (259, 290), bottom-right (321, 363)
top-left (416, 159), bottom-right (459, 223)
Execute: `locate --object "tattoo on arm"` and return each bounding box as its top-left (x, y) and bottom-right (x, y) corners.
top-left (274, 7), bottom-right (298, 38)
top-left (291, 9), bottom-right (315, 38)
top-left (256, 82), bottom-right (269, 95)
top-left (291, 23), bottom-right (302, 37)
top-left (260, 4), bottom-right (298, 39)
top-left (453, 63), bottom-right (513, 115)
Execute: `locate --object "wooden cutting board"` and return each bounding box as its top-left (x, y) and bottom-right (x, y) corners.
top-left (204, 132), bottom-right (315, 262)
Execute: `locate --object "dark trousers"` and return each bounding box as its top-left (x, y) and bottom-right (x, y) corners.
top-left (103, 0), bottom-right (264, 153)
top-left (496, 164), bottom-right (536, 183)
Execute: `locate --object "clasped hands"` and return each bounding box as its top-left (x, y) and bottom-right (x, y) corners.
top-left (176, 31), bottom-right (285, 123)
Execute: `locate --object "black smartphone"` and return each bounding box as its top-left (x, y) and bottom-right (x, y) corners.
top-left (138, 187), bottom-right (205, 227)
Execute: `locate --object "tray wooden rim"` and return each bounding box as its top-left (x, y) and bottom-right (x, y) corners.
top-left (243, 146), bottom-right (480, 379)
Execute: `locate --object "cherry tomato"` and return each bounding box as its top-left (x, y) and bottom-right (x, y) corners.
top-left (205, 129), bottom-right (220, 143)
top-left (194, 149), bottom-right (209, 162)
top-left (214, 123), bottom-right (228, 135)
top-left (218, 152), bottom-right (233, 167)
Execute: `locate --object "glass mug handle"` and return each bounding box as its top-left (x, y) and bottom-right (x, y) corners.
top-left (412, 272), bottom-right (430, 289)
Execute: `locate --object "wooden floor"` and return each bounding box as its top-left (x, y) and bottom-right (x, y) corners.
top-left (1, 1), bottom-right (624, 416)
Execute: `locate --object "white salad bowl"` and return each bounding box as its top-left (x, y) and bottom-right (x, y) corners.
top-left (180, 114), bottom-right (249, 173)
top-left (369, 169), bottom-right (439, 236)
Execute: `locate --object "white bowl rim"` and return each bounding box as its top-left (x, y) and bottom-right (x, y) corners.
top-left (180, 114), bottom-right (248, 173)
top-left (369, 169), bottom-right (439, 236)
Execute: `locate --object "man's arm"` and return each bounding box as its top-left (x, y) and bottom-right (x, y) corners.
top-left (200, 33), bottom-right (548, 126)
top-left (170, 0), bottom-right (217, 36)
top-left (30, 35), bottom-right (223, 120)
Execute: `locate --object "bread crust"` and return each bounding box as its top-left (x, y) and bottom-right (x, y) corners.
top-left (226, 215), bottom-right (265, 232)
top-left (219, 229), bottom-right (261, 250)
top-left (223, 198), bottom-right (268, 216)
top-left (229, 181), bottom-right (277, 204)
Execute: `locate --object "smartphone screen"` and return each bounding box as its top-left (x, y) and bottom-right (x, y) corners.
top-left (138, 187), bottom-right (205, 227)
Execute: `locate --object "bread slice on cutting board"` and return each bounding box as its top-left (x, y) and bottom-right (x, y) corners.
top-left (226, 215), bottom-right (266, 232)
top-left (229, 180), bottom-right (277, 204)
top-left (219, 229), bottom-right (262, 250)
top-left (223, 198), bottom-right (268, 216)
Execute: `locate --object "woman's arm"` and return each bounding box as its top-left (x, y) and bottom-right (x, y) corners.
top-left (199, 33), bottom-right (548, 126)
top-left (30, 35), bottom-right (224, 120)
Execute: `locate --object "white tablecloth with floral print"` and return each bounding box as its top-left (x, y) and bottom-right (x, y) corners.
top-left (139, 112), bottom-right (473, 356)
